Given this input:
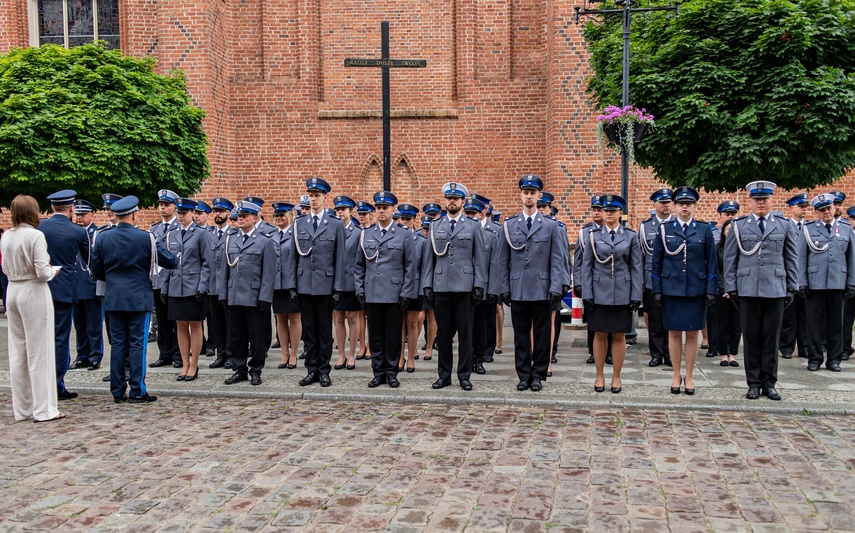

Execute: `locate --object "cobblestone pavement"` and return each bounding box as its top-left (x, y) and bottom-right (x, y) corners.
top-left (2, 396), bottom-right (855, 532)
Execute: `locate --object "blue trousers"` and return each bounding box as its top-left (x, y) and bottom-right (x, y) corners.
top-left (74, 297), bottom-right (104, 364)
top-left (108, 311), bottom-right (150, 399)
top-left (54, 301), bottom-right (74, 393)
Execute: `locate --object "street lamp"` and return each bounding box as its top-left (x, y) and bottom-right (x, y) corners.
top-left (575, 0), bottom-right (679, 217)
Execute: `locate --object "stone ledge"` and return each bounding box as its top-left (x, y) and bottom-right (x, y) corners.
top-left (318, 109), bottom-right (459, 119)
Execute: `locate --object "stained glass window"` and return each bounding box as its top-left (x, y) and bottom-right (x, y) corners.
top-left (37, 0), bottom-right (120, 49)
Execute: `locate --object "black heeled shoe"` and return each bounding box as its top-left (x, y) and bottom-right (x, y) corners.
top-left (176, 374), bottom-right (186, 382)
top-left (547, 371), bottom-right (553, 377)
top-left (594, 382), bottom-right (605, 393)
top-left (184, 369), bottom-right (199, 382)
top-left (287, 362), bottom-right (297, 369)
top-left (684, 380), bottom-right (695, 395)
top-left (406, 366), bottom-right (415, 373)
top-left (671, 378), bottom-right (682, 395)
top-left (346, 363), bottom-right (356, 370)
top-left (611, 383), bottom-right (622, 394)
top-left (334, 362), bottom-right (345, 370)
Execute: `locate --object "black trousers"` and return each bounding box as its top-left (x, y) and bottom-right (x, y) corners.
top-left (300, 294), bottom-right (333, 375)
top-left (511, 300), bottom-right (552, 383)
top-left (806, 290), bottom-right (845, 366)
top-left (434, 292), bottom-right (474, 381)
top-left (705, 299), bottom-right (718, 355)
top-left (780, 292), bottom-right (808, 357)
top-left (53, 301), bottom-right (74, 394)
top-left (207, 295), bottom-right (229, 356)
top-left (740, 297), bottom-right (784, 388)
top-left (552, 303), bottom-right (562, 357)
top-left (485, 303), bottom-right (497, 358)
top-left (108, 310), bottom-right (150, 399)
top-left (643, 289), bottom-right (669, 360)
top-left (366, 302), bottom-right (403, 379)
top-left (226, 305), bottom-right (270, 374)
top-left (844, 297), bottom-right (855, 357)
top-left (715, 295), bottom-right (741, 355)
top-left (153, 289), bottom-right (179, 364)
top-left (472, 301), bottom-right (490, 364)
top-left (73, 297), bottom-right (104, 364)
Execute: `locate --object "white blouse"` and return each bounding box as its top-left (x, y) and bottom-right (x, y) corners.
top-left (0, 224), bottom-right (57, 282)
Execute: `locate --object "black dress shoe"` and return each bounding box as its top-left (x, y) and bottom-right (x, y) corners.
top-left (432, 378), bottom-right (451, 389)
top-left (250, 372), bottom-right (262, 386)
top-left (460, 379), bottom-right (473, 391)
top-left (611, 385), bottom-right (622, 394)
top-left (729, 360), bottom-right (740, 367)
top-left (368, 376), bottom-right (386, 388)
top-left (551, 355), bottom-right (558, 364)
top-left (664, 358), bottom-right (673, 367)
top-left (807, 362), bottom-right (820, 371)
top-left (224, 359), bottom-right (234, 369)
top-left (546, 371), bottom-right (552, 377)
top-left (586, 354), bottom-right (595, 364)
top-left (184, 369), bottom-right (198, 382)
top-left (206, 348), bottom-right (216, 357)
top-left (298, 351), bottom-right (307, 360)
top-left (319, 373), bottom-right (332, 387)
top-left (530, 378), bottom-right (542, 392)
top-left (224, 372), bottom-right (248, 385)
top-left (594, 383), bottom-right (605, 393)
top-left (209, 356), bottom-right (226, 368)
top-left (334, 363), bottom-right (345, 370)
top-left (278, 363), bottom-right (288, 369)
top-left (58, 390), bottom-right (78, 401)
top-left (706, 351), bottom-right (718, 358)
top-left (286, 363), bottom-right (297, 369)
top-left (176, 374), bottom-right (186, 382)
top-left (827, 363), bottom-right (842, 372)
top-left (128, 394), bottom-right (157, 404)
top-left (843, 353), bottom-right (851, 361)
top-left (484, 355), bottom-right (494, 362)
top-left (671, 379), bottom-right (682, 395)
top-left (781, 352), bottom-right (793, 359)
top-left (746, 387), bottom-right (760, 400)
top-left (71, 360), bottom-right (88, 370)
top-left (700, 344), bottom-right (709, 350)
top-left (271, 340), bottom-right (280, 349)
top-left (148, 359), bottom-right (170, 368)
top-left (347, 364), bottom-right (356, 370)
top-left (388, 377), bottom-right (400, 388)
top-left (494, 350), bottom-right (502, 355)
top-left (473, 363), bottom-right (486, 375)
top-left (113, 396), bottom-right (127, 404)
top-left (101, 374), bottom-right (111, 382)
top-left (517, 381), bottom-right (529, 391)
top-left (299, 373), bottom-right (319, 386)
top-left (406, 366), bottom-right (415, 373)
top-left (606, 354), bottom-right (613, 365)
top-left (87, 362), bottom-right (101, 371)
top-left (172, 361), bottom-right (183, 368)
top-left (649, 357), bottom-right (662, 367)
top-left (762, 387), bottom-right (782, 401)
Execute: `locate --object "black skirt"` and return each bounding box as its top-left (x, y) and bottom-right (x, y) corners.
top-left (588, 304), bottom-right (632, 334)
top-left (335, 290), bottom-right (363, 312)
top-left (273, 290), bottom-right (300, 314)
top-left (662, 295), bottom-right (706, 331)
top-left (168, 295), bottom-right (207, 321)
top-left (406, 297), bottom-right (423, 312)
top-left (421, 296), bottom-right (433, 311)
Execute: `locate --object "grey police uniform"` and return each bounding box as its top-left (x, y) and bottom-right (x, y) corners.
top-left (272, 226), bottom-right (300, 314)
top-left (798, 219), bottom-right (855, 368)
top-left (336, 219), bottom-right (362, 310)
top-left (206, 224), bottom-right (232, 363)
top-left (639, 215), bottom-right (672, 363)
top-left (149, 217), bottom-right (181, 366)
top-left (164, 222), bottom-right (213, 318)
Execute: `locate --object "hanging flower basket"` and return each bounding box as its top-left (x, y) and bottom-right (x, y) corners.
top-left (597, 106), bottom-right (655, 162)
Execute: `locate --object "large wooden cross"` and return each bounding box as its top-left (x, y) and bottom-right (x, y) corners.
top-left (344, 21), bottom-right (427, 192)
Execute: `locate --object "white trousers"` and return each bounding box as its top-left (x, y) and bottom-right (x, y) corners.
top-left (7, 280), bottom-right (59, 421)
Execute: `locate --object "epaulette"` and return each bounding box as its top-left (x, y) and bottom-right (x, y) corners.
top-left (366, 224), bottom-right (376, 229)
top-left (328, 214), bottom-right (341, 220)
top-left (641, 216), bottom-right (654, 223)
top-left (96, 224), bottom-right (111, 231)
top-left (398, 223), bottom-right (410, 229)
top-left (151, 221), bottom-right (162, 228)
top-left (295, 214), bottom-right (307, 220)
top-left (506, 214), bottom-right (519, 220)
top-left (774, 214), bottom-right (788, 221)
top-left (415, 231), bottom-right (426, 239)
top-left (623, 227), bottom-right (637, 233)
top-left (582, 221), bottom-right (594, 228)
top-left (694, 219), bottom-right (709, 225)
top-left (556, 220), bottom-right (566, 228)
top-left (733, 215), bottom-right (749, 222)
top-left (466, 216), bottom-right (478, 221)
top-left (840, 218), bottom-right (851, 226)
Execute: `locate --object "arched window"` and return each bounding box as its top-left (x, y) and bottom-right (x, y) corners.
top-left (31, 0), bottom-right (120, 49)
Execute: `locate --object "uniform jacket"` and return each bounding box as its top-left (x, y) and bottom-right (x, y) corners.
top-left (651, 219), bottom-right (718, 297)
top-left (39, 213), bottom-right (90, 303)
top-left (555, 218), bottom-right (572, 287)
top-left (639, 215), bottom-right (671, 290)
top-left (273, 226), bottom-right (295, 291)
top-left (217, 229), bottom-right (278, 306)
top-left (480, 219), bottom-right (501, 296)
top-left (90, 223), bottom-right (179, 312)
top-left (75, 222), bottom-right (97, 300)
top-left (422, 214), bottom-right (487, 293)
top-left (256, 219), bottom-right (278, 238)
top-left (573, 222), bottom-right (599, 288)
top-left (208, 225), bottom-right (231, 298)
top-left (798, 220), bottom-right (855, 290)
top-left (723, 214), bottom-right (799, 297)
top-left (579, 225), bottom-right (643, 305)
top-left (164, 222), bottom-right (213, 297)
top-left (285, 210), bottom-right (347, 295)
top-left (93, 223), bottom-right (115, 297)
top-left (496, 213), bottom-right (566, 301)
top-left (340, 219), bottom-right (362, 292)
top-left (354, 222), bottom-right (417, 303)
top-left (150, 217), bottom-right (179, 290)
top-left (407, 228), bottom-right (427, 296)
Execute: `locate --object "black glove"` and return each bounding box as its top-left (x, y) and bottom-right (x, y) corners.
top-left (583, 299), bottom-right (594, 313)
top-left (288, 289), bottom-right (299, 307)
top-left (332, 291), bottom-right (342, 307)
top-left (561, 285), bottom-right (571, 297)
top-left (357, 293), bottom-right (367, 308)
top-left (220, 299), bottom-right (228, 309)
top-left (705, 294), bottom-right (716, 307)
top-left (471, 287), bottom-right (484, 306)
top-left (784, 291), bottom-right (796, 309)
top-left (573, 286), bottom-right (582, 298)
top-left (500, 293), bottom-right (511, 306)
top-left (397, 297), bottom-right (411, 312)
top-left (548, 292), bottom-right (562, 308)
top-left (652, 293), bottom-right (663, 307)
top-left (847, 285), bottom-right (855, 299)
top-left (798, 286), bottom-right (808, 298)
top-left (630, 300), bottom-right (641, 311)
top-left (486, 294), bottom-right (498, 305)
top-left (258, 300), bottom-right (271, 312)
top-left (728, 291), bottom-right (740, 309)
top-left (160, 292), bottom-right (168, 304)
top-left (424, 287), bottom-right (434, 307)
top-left (196, 291), bottom-right (207, 303)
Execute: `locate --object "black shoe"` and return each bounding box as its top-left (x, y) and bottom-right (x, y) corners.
top-left (298, 351), bottom-right (307, 360)
top-left (432, 378), bottom-right (451, 390)
top-left (176, 374), bottom-right (186, 382)
top-left (209, 356), bottom-right (226, 369)
top-left (299, 373), bottom-right (319, 386)
top-left (671, 379), bottom-right (682, 395)
top-left (128, 394), bottom-right (157, 404)
top-left (71, 360), bottom-right (88, 370)
top-left (224, 372), bottom-right (248, 385)
top-left (746, 387), bottom-right (760, 400)
top-left (781, 352), bottom-right (793, 359)
top-left (473, 362), bottom-right (486, 375)
top-left (334, 363), bottom-right (345, 370)
top-left (517, 381), bottom-right (529, 391)
top-left (460, 379), bottom-right (473, 391)
top-left (807, 362), bottom-right (820, 371)
top-left (664, 358), bottom-right (673, 367)
top-left (224, 359), bottom-right (234, 369)
top-left (287, 363), bottom-right (297, 369)
top-left (551, 355), bottom-right (558, 364)
top-left (184, 369), bottom-right (198, 382)
top-left (530, 378), bottom-right (542, 392)
top-left (494, 350), bottom-right (502, 355)
top-left (205, 348), bottom-right (216, 357)
top-left (547, 371), bottom-right (553, 377)
top-left (319, 374), bottom-right (332, 387)
top-left (87, 362), bottom-right (101, 371)
top-left (700, 344), bottom-right (709, 350)
top-left (729, 360), bottom-right (740, 367)
top-left (706, 351), bottom-right (718, 358)
top-left (684, 386), bottom-right (695, 396)
top-left (586, 354), bottom-right (595, 364)
top-left (594, 383), bottom-right (605, 393)
top-left (606, 354), bottom-right (613, 365)
top-left (148, 359), bottom-right (170, 368)
top-left (611, 385), bottom-right (622, 394)
top-left (626, 338), bottom-right (637, 346)
top-left (101, 374), bottom-right (111, 382)
top-left (113, 396), bottom-right (127, 404)
top-left (347, 364), bottom-right (356, 370)
top-left (484, 355), bottom-right (494, 363)
top-left (649, 357), bottom-right (662, 367)
top-left (58, 390), bottom-right (78, 401)
top-left (172, 361), bottom-right (182, 368)
top-left (278, 363), bottom-right (288, 369)
top-left (406, 366), bottom-right (415, 373)
top-left (388, 377), bottom-right (400, 388)
top-left (843, 353), bottom-right (851, 361)
top-left (368, 376), bottom-right (386, 388)
top-left (762, 387), bottom-right (782, 401)
top-left (271, 340), bottom-right (281, 349)
top-left (250, 372), bottom-right (262, 386)
top-left (827, 363), bottom-right (842, 372)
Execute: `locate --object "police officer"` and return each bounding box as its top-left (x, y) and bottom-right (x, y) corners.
top-left (299, 195), bottom-right (311, 216)
top-left (461, 196), bottom-right (496, 376)
top-left (497, 175), bottom-right (567, 391)
top-left (332, 195), bottom-right (363, 370)
top-left (831, 190), bottom-right (847, 222)
top-left (354, 191), bottom-right (417, 388)
top-left (39, 190), bottom-right (90, 400)
top-left (799, 193), bottom-right (855, 372)
top-left (149, 189), bottom-right (182, 368)
top-left (207, 197), bottom-right (234, 369)
top-left (286, 178), bottom-right (347, 387)
top-left (70, 199), bottom-right (104, 371)
top-left (96, 194), bottom-right (123, 383)
top-left (639, 188), bottom-right (673, 367)
top-left (271, 202), bottom-right (302, 369)
top-left (423, 203), bottom-right (442, 221)
top-left (90, 196), bottom-right (179, 404)
top-left (472, 193), bottom-right (502, 364)
top-left (780, 193), bottom-right (810, 359)
top-left (574, 195), bottom-right (612, 366)
top-left (724, 181), bottom-right (799, 401)
top-left (423, 182), bottom-right (488, 391)
top-left (218, 200), bottom-right (278, 385)
top-left (713, 200), bottom-right (742, 367)
top-left (396, 202), bottom-right (426, 372)
top-left (194, 200), bottom-right (211, 228)
top-left (537, 191), bottom-right (572, 364)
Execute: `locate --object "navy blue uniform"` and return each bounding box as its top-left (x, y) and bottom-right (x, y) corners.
top-left (73, 222), bottom-right (104, 367)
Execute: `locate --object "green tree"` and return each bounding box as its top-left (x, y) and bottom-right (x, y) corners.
top-left (584, 0), bottom-right (855, 192)
top-left (0, 42), bottom-right (208, 209)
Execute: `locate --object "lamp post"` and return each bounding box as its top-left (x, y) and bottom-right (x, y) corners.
top-left (575, 0), bottom-right (679, 216)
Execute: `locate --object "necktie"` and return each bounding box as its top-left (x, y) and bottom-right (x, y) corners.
top-left (242, 233), bottom-right (249, 244)
top-left (218, 229), bottom-right (223, 239)
top-left (758, 217), bottom-right (766, 234)
top-left (526, 217), bottom-right (532, 230)
top-left (381, 228), bottom-right (387, 238)
top-left (826, 223), bottom-right (833, 234)
top-left (450, 220), bottom-right (456, 233)
top-left (682, 223), bottom-right (688, 233)
top-left (610, 229), bottom-right (615, 242)
top-left (313, 216), bottom-right (319, 231)
top-left (181, 229), bottom-right (186, 238)
top-left (797, 222), bottom-right (802, 231)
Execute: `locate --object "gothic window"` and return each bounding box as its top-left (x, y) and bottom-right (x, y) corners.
top-left (35, 0), bottom-right (120, 49)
